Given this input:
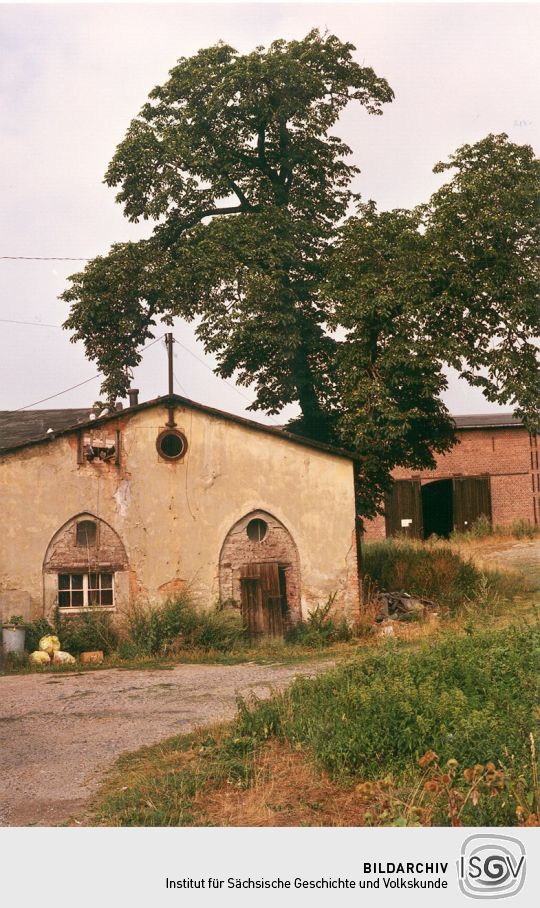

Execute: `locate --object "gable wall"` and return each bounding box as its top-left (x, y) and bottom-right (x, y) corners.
top-left (0, 404), bottom-right (359, 622)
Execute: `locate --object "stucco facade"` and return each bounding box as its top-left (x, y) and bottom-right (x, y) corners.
top-left (0, 398), bottom-right (360, 628)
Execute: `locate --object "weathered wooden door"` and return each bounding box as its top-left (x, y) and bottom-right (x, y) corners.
top-left (385, 480), bottom-right (423, 539)
top-left (453, 476), bottom-right (492, 533)
top-left (240, 562), bottom-right (284, 640)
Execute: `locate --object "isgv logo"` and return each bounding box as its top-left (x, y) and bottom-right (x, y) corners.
top-left (458, 835), bottom-right (526, 899)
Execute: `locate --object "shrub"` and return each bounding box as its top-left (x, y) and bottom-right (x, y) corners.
top-left (469, 515), bottom-right (493, 538)
top-left (285, 596), bottom-right (352, 647)
top-left (122, 593), bottom-right (247, 656)
top-left (511, 518), bottom-right (535, 539)
top-left (363, 539), bottom-right (481, 610)
top-left (55, 609), bottom-right (118, 655)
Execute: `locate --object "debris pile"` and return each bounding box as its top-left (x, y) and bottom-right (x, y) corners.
top-left (375, 591), bottom-right (438, 622)
top-left (29, 634), bottom-right (76, 665)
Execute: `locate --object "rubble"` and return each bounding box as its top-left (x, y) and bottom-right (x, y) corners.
top-left (375, 591), bottom-right (438, 622)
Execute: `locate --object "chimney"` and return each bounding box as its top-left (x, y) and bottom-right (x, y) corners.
top-left (128, 388), bottom-right (139, 408)
top-left (115, 401), bottom-right (123, 411)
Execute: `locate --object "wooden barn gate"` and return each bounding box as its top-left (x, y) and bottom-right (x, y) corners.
top-left (385, 475), bottom-right (492, 538)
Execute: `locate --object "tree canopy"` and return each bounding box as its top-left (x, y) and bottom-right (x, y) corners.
top-left (62, 32), bottom-right (539, 518)
top-left (62, 30), bottom-right (393, 440)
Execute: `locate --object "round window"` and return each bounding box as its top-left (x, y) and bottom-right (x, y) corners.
top-left (156, 430), bottom-right (188, 461)
top-left (246, 518), bottom-right (268, 542)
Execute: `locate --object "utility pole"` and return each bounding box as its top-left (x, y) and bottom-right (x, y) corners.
top-left (165, 332), bottom-right (174, 396)
top-left (165, 332), bottom-right (176, 427)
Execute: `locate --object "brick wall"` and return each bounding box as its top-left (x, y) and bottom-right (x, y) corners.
top-left (219, 510), bottom-right (301, 625)
top-left (363, 426), bottom-right (537, 541)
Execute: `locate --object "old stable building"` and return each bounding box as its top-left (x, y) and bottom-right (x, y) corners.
top-left (0, 395), bottom-right (360, 637)
top-left (364, 414), bottom-right (538, 540)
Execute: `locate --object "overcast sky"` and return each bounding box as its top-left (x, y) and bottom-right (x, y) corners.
top-left (1, 2), bottom-right (538, 420)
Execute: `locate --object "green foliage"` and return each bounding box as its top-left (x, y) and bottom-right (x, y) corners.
top-left (325, 206), bottom-right (456, 515)
top-left (62, 30), bottom-right (393, 439)
top-left (56, 609), bottom-right (119, 656)
top-left (237, 624), bottom-right (540, 788)
top-left (24, 618), bottom-right (56, 652)
top-left (4, 614), bottom-right (25, 626)
top-left (424, 134), bottom-right (540, 430)
top-left (61, 24), bottom-right (538, 519)
top-left (511, 518), bottom-right (535, 539)
top-left (122, 595), bottom-right (247, 656)
top-left (363, 539), bottom-right (482, 610)
top-left (285, 596), bottom-right (352, 647)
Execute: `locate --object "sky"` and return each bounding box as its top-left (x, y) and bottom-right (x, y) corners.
top-left (0, 1), bottom-right (538, 421)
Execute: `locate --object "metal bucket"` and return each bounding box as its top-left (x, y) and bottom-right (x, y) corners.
top-left (2, 626), bottom-right (26, 654)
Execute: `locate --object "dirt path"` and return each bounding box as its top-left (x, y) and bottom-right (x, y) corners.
top-left (466, 538), bottom-right (540, 592)
top-left (0, 660), bottom-right (332, 827)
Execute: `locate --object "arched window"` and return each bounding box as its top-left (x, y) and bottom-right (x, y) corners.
top-left (44, 514), bottom-right (127, 611)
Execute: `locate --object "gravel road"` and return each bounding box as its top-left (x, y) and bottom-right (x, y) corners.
top-left (0, 660), bottom-right (332, 827)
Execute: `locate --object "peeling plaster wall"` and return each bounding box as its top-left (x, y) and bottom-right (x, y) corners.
top-left (0, 405), bottom-right (359, 622)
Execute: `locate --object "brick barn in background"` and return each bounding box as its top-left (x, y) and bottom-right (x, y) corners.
top-left (363, 414), bottom-right (539, 541)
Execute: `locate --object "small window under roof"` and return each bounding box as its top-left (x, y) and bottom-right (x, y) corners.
top-left (76, 520), bottom-right (97, 546)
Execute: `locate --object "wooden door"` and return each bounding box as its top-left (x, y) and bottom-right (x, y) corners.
top-left (453, 476), bottom-right (492, 533)
top-left (240, 562), bottom-right (284, 640)
top-left (385, 480), bottom-right (423, 539)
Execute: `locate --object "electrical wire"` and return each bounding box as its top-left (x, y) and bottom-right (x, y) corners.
top-left (0, 256), bottom-right (91, 261)
top-left (9, 374), bottom-right (102, 412)
top-left (7, 334), bottom-right (166, 413)
top-left (0, 318), bottom-right (63, 328)
top-left (172, 334), bottom-right (282, 425)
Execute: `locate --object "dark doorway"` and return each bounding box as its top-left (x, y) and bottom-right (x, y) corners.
top-left (421, 479), bottom-right (453, 539)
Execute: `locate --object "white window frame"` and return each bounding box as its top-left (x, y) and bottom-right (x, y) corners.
top-left (58, 572), bottom-right (115, 611)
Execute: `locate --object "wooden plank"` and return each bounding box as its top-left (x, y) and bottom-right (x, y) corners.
top-left (453, 476), bottom-right (492, 532)
top-left (240, 562), bottom-right (284, 640)
top-left (385, 480), bottom-right (423, 538)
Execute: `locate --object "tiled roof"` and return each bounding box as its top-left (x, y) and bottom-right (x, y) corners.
top-left (453, 413), bottom-right (523, 429)
top-left (0, 408), bottom-right (92, 450)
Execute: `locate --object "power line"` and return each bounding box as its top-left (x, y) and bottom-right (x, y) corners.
top-left (12, 374), bottom-right (101, 411)
top-left (10, 334), bottom-right (165, 412)
top-left (0, 256), bottom-right (91, 261)
top-left (173, 334), bottom-right (282, 426)
top-left (0, 318), bottom-right (63, 328)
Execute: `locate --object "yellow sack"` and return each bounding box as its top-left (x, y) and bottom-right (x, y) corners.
top-left (38, 634), bottom-right (61, 654)
top-left (29, 651), bottom-right (51, 665)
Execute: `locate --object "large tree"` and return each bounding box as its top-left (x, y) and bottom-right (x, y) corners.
top-left (323, 134), bottom-right (539, 515)
top-left (423, 133), bottom-right (539, 427)
top-left (323, 204), bottom-right (457, 517)
top-left (63, 31), bottom-right (539, 519)
top-left (62, 30), bottom-right (393, 439)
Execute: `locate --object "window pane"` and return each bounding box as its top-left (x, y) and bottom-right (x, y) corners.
top-left (88, 588), bottom-right (99, 606)
top-left (58, 590), bottom-right (71, 607)
top-left (100, 588), bottom-right (113, 606)
top-left (100, 573), bottom-right (113, 589)
top-left (71, 574), bottom-right (84, 589)
top-left (58, 574), bottom-right (70, 590)
top-left (71, 590), bottom-right (84, 606)
top-left (88, 573), bottom-right (99, 590)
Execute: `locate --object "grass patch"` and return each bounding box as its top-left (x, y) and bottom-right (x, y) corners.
top-left (92, 622), bottom-right (540, 827)
top-left (363, 537), bottom-right (530, 612)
